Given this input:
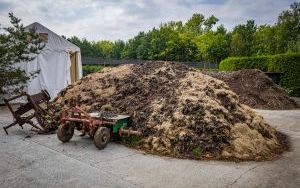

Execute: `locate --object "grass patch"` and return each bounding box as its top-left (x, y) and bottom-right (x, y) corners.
top-left (122, 135), bottom-right (141, 147)
top-left (82, 65), bottom-right (105, 76)
top-left (192, 146), bottom-right (203, 158)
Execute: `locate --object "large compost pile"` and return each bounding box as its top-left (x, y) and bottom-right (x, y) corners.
top-left (204, 70), bottom-right (297, 110)
top-left (55, 62), bottom-right (286, 161)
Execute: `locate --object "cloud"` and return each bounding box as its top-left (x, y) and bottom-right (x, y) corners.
top-left (0, 0), bottom-right (294, 41)
top-left (0, 1), bottom-right (11, 11)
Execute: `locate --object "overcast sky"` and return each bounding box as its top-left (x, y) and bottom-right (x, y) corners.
top-left (0, 0), bottom-right (295, 41)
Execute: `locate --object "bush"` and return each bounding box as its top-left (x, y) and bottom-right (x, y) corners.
top-left (219, 56), bottom-right (269, 71)
top-left (82, 65), bottom-right (104, 76)
top-left (219, 53), bottom-right (300, 96)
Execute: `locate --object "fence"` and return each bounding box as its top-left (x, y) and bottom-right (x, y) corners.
top-left (81, 57), bottom-right (218, 69)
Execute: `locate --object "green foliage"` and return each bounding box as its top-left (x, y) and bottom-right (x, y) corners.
top-left (82, 65), bottom-right (104, 76)
top-left (192, 146), bottom-right (203, 158)
top-left (185, 13), bottom-right (219, 34)
top-left (68, 13), bottom-right (224, 63)
top-left (268, 53), bottom-right (300, 96)
top-left (275, 2), bottom-right (300, 53)
top-left (120, 13), bottom-right (221, 62)
top-left (68, 37), bottom-right (103, 58)
top-left (219, 53), bottom-right (300, 96)
top-left (219, 56), bottom-right (269, 71)
top-left (194, 32), bottom-right (230, 63)
top-left (185, 13), bottom-right (205, 34)
top-left (67, 2), bottom-right (299, 65)
top-left (230, 20), bottom-right (257, 56)
top-left (111, 40), bottom-right (125, 59)
top-left (0, 13), bottom-right (44, 94)
top-left (122, 135), bottom-right (141, 147)
top-left (163, 32), bottom-right (199, 61)
top-left (253, 25), bottom-right (276, 55)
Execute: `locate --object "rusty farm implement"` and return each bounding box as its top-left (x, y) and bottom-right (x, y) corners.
top-left (58, 101), bottom-right (142, 149)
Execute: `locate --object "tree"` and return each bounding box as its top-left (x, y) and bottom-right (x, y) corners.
top-left (0, 13), bottom-right (44, 94)
top-left (121, 32), bottom-right (147, 59)
top-left (96, 40), bottom-right (114, 59)
top-left (184, 13), bottom-right (205, 34)
top-left (66, 2), bottom-right (300, 62)
top-left (195, 32), bottom-right (229, 64)
top-left (68, 37), bottom-right (103, 58)
top-left (216, 24), bottom-right (227, 35)
top-left (163, 32), bottom-right (198, 61)
top-left (286, 35), bottom-right (300, 53)
top-left (150, 26), bottom-right (180, 60)
top-left (230, 20), bottom-right (257, 56)
top-left (253, 25), bottom-right (276, 55)
top-left (111, 40), bottom-right (125, 59)
top-left (203, 15), bottom-right (219, 32)
top-left (184, 14), bottom-right (219, 34)
top-left (275, 2), bottom-right (300, 53)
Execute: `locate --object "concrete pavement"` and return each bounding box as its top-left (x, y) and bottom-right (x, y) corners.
top-left (0, 106), bottom-right (299, 188)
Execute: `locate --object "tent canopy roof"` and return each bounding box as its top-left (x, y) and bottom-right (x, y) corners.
top-left (26, 22), bottom-right (80, 52)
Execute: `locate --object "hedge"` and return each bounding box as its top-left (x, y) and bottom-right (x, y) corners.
top-left (219, 53), bottom-right (300, 96)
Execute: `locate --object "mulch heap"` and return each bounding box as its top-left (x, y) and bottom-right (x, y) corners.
top-left (54, 62), bottom-right (287, 161)
top-left (204, 69), bottom-right (297, 110)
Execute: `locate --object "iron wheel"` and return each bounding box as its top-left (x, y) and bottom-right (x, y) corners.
top-left (57, 122), bottom-right (75, 142)
top-left (93, 127), bottom-right (111, 150)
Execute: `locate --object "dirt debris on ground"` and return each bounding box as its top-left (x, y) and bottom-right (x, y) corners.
top-left (54, 62), bottom-right (287, 161)
top-left (204, 69), bottom-right (297, 110)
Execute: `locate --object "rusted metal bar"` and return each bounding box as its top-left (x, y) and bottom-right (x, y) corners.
top-left (119, 128), bottom-right (142, 137)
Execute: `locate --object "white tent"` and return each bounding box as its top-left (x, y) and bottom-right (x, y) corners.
top-left (21, 22), bottom-right (82, 99)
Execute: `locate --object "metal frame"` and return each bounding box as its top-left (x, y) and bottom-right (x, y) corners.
top-left (60, 104), bottom-right (141, 138)
top-left (60, 105), bottom-right (116, 137)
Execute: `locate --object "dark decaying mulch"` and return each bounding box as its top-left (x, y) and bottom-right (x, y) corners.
top-left (204, 69), bottom-right (297, 110)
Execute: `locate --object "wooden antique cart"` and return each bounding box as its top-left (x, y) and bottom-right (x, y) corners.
top-left (3, 90), bottom-right (57, 134)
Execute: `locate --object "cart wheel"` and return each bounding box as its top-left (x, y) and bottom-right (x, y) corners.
top-left (93, 127), bottom-right (111, 150)
top-left (57, 122), bottom-right (75, 143)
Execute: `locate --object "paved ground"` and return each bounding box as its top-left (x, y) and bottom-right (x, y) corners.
top-left (0, 106), bottom-right (299, 188)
